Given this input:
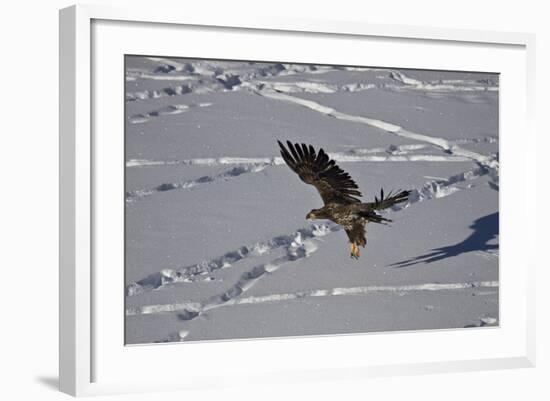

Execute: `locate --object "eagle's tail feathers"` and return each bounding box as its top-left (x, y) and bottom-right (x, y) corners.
top-left (372, 188), bottom-right (410, 210)
top-left (365, 212), bottom-right (392, 225)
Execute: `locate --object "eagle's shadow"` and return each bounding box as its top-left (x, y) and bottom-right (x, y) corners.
top-left (390, 212), bottom-right (499, 268)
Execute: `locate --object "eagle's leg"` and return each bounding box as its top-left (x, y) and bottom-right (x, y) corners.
top-left (350, 243), bottom-right (360, 259)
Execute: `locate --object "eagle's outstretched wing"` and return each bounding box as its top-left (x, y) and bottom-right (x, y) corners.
top-left (278, 140), bottom-right (362, 205)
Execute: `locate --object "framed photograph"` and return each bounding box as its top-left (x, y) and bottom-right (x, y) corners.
top-left (59, 4), bottom-right (536, 396)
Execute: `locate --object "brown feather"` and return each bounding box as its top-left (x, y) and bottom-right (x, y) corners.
top-left (278, 141), bottom-right (362, 205)
top-left (344, 222), bottom-right (367, 247)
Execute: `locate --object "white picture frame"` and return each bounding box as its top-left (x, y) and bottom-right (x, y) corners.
top-left (59, 4), bottom-right (536, 397)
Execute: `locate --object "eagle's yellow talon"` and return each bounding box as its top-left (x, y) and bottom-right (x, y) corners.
top-left (350, 243), bottom-right (360, 259)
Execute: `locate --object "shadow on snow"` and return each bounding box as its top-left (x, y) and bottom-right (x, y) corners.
top-left (390, 212), bottom-right (498, 268)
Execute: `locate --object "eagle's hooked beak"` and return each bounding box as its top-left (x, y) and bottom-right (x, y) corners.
top-left (306, 212), bottom-right (316, 220)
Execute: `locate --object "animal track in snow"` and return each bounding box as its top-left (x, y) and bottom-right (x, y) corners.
top-left (256, 90), bottom-right (499, 173)
top-left (125, 223), bottom-right (336, 297)
top-left (129, 280), bottom-right (498, 317)
top-left (399, 165), bottom-right (492, 209)
top-left (241, 80), bottom-right (377, 94)
top-left (126, 140), bottom-right (480, 169)
top-left (125, 144), bottom-right (478, 203)
top-left (388, 71), bottom-right (499, 93)
top-left (127, 59), bottom-right (497, 103)
top-left (125, 164), bottom-right (268, 202)
top-left (126, 153), bottom-right (470, 169)
top-left (128, 102), bottom-right (212, 124)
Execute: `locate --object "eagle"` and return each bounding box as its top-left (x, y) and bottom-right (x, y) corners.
top-left (278, 140), bottom-right (410, 259)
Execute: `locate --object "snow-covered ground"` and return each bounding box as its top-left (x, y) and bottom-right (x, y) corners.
top-left (124, 56), bottom-right (499, 344)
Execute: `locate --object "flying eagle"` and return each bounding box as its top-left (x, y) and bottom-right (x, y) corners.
top-left (278, 141), bottom-right (410, 259)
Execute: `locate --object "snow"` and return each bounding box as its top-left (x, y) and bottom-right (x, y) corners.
top-left (124, 56), bottom-right (499, 345)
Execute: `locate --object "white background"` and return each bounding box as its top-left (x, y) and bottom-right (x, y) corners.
top-left (0, 0), bottom-right (547, 400)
